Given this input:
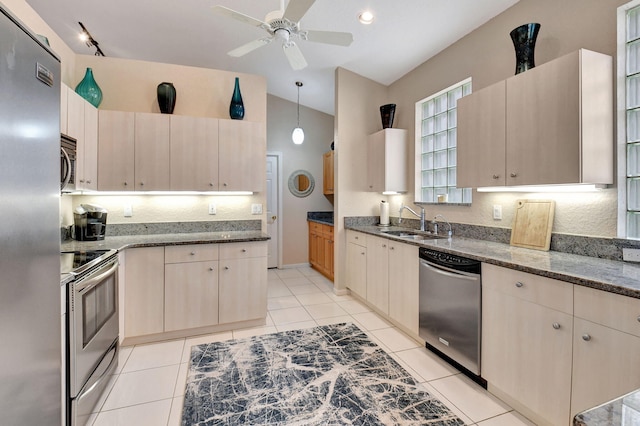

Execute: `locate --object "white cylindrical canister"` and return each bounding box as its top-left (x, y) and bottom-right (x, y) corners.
top-left (380, 201), bottom-right (390, 225)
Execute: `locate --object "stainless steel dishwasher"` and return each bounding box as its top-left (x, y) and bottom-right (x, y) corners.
top-left (418, 247), bottom-right (483, 383)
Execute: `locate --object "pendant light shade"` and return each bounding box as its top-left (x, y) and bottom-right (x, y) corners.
top-left (292, 81), bottom-right (304, 144)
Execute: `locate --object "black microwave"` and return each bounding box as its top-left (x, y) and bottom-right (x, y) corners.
top-left (61, 134), bottom-right (77, 192)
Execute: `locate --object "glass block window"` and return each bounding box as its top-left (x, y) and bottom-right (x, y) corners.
top-left (623, 1), bottom-right (640, 238)
top-left (415, 79), bottom-right (472, 203)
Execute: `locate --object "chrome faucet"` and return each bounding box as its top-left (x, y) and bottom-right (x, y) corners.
top-left (432, 214), bottom-right (453, 238)
top-left (398, 203), bottom-right (426, 231)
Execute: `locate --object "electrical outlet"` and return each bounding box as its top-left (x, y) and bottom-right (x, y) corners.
top-left (123, 204), bottom-right (133, 217)
top-left (251, 204), bottom-right (263, 215)
top-left (492, 205), bottom-right (502, 220)
top-left (623, 248), bottom-right (640, 262)
top-left (208, 203), bottom-right (216, 215)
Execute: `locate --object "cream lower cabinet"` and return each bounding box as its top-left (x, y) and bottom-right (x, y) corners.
top-left (366, 235), bottom-right (389, 315)
top-left (123, 247), bottom-right (165, 338)
top-left (388, 241), bottom-right (419, 335)
top-left (346, 231), bottom-right (367, 299)
top-left (570, 286), bottom-right (640, 418)
top-left (164, 244), bottom-right (219, 332)
top-left (482, 263), bottom-right (573, 426)
top-left (218, 242), bottom-right (268, 324)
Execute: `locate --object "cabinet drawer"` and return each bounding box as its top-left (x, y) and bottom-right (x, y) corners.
top-left (322, 224), bottom-right (334, 239)
top-left (482, 263), bottom-right (573, 314)
top-left (309, 222), bottom-right (322, 234)
top-left (165, 244), bottom-right (219, 263)
top-left (347, 230), bottom-right (366, 247)
top-left (220, 241), bottom-right (267, 259)
top-left (574, 286), bottom-right (640, 338)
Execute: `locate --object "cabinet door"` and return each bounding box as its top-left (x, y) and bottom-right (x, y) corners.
top-left (98, 110), bottom-right (135, 191)
top-left (82, 102), bottom-right (98, 190)
top-left (324, 237), bottom-right (334, 280)
top-left (67, 90), bottom-right (86, 188)
top-left (367, 129), bottom-right (407, 193)
top-left (506, 51), bottom-right (580, 185)
top-left (218, 120), bottom-right (265, 192)
top-left (571, 318), bottom-right (640, 418)
top-left (366, 235), bottom-right (389, 314)
top-left (346, 242), bottom-right (366, 299)
top-left (170, 115), bottom-right (219, 191)
top-left (124, 247), bottom-right (164, 338)
top-left (388, 242), bottom-right (419, 335)
top-left (219, 256), bottom-right (267, 323)
top-left (134, 113), bottom-right (170, 191)
top-left (457, 81), bottom-right (506, 188)
top-left (164, 261), bottom-right (218, 332)
top-left (308, 229), bottom-right (318, 267)
top-left (60, 83), bottom-right (68, 135)
top-left (482, 289), bottom-right (573, 426)
top-left (323, 151), bottom-right (334, 194)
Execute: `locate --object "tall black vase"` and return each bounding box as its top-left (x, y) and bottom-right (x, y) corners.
top-left (510, 23), bottom-right (541, 74)
top-left (157, 82), bottom-right (176, 114)
top-left (380, 104), bottom-right (396, 129)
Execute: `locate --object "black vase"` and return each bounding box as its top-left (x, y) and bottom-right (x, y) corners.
top-left (380, 104), bottom-right (396, 129)
top-left (229, 77), bottom-right (245, 120)
top-left (510, 23), bottom-right (541, 74)
top-left (157, 82), bottom-right (176, 114)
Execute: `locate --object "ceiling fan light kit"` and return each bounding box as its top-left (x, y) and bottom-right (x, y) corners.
top-left (212, 0), bottom-right (353, 70)
top-left (293, 81), bottom-right (304, 145)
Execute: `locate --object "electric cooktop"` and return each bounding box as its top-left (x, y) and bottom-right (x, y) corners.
top-left (60, 249), bottom-right (117, 276)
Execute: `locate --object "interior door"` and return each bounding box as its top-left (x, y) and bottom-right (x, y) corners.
top-left (266, 154), bottom-right (280, 268)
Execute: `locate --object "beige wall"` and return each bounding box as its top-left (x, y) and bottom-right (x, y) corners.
top-left (266, 95), bottom-right (334, 266)
top-left (334, 68), bottom-right (390, 291)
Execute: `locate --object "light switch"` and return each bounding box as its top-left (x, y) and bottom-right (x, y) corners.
top-left (208, 203), bottom-right (217, 215)
top-left (124, 204), bottom-right (133, 217)
top-left (492, 205), bottom-right (502, 220)
top-left (251, 204), bottom-right (263, 214)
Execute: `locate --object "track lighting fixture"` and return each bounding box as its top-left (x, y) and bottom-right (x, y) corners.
top-left (78, 22), bottom-right (105, 56)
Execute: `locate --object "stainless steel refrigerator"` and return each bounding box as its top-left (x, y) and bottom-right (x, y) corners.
top-left (0, 4), bottom-right (62, 425)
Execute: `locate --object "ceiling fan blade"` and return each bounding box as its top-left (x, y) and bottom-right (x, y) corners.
top-left (282, 0), bottom-right (316, 23)
top-left (228, 37), bottom-right (273, 57)
top-left (211, 5), bottom-right (268, 28)
top-left (283, 42), bottom-right (308, 70)
top-left (304, 30), bottom-right (354, 47)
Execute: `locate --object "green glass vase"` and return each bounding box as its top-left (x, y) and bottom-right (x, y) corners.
top-left (229, 77), bottom-right (244, 120)
top-left (75, 67), bottom-right (103, 108)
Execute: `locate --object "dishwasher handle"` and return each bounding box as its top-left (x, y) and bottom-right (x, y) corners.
top-left (420, 258), bottom-right (481, 280)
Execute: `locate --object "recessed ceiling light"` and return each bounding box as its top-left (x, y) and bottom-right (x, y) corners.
top-left (358, 10), bottom-right (374, 25)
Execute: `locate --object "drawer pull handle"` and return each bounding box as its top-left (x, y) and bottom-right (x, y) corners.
top-left (224, 266), bottom-right (229, 270)
top-left (515, 282), bottom-right (524, 288)
top-left (390, 246), bottom-right (395, 250)
top-left (209, 267), bottom-right (214, 271)
top-left (382, 244), bottom-right (386, 248)
top-left (492, 174), bottom-right (500, 179)
top-left (355, 236), bottom-right (359, 239)
top-left (361, 252), bottom-right (365, 255)
top-left (637, 316), bottom-right (640, 323)
top-left (190, 252), bottom-right (196, 255)
top-left (242, 249), bottom-right (247, 253)
top-left (582, 334), bottom-right (592, 342)
top-left (552, 323), bottom-right (561, 330)
top-left (510, 172), bottom-right (518, 178)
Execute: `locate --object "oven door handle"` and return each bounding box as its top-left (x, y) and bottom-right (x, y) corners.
top-left (76, 261), bottom-right (119, 294)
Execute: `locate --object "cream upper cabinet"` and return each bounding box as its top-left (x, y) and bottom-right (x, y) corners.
top-left (366, 235), bottom-right (390, 315)
top-left (81, 102), bottom-right (98, 190)
top-left (367, 128), bottom-right (408, 193)
top-left (218, 119), bottom-right (265, 192)
top-left (346, 231), bottom-right (367, 299)
top-left (388, 241), bottom-right (419, 336)
top-left (134, 113), bottom-right (171, 191)
top-left (457, 49), bottom-right (613, 188)
top-left (170, 115), bottom-right (219, 191)
top-left (570, 286), bottom-right (640, 418)
top-left (98, 110), bottom-right (135, 191)
top-left (482, 263), bottom-right (573, 426)
top-left (60, 83), bottom-right (69, 135)
top-left (65, 86), bottom-right (99, 191)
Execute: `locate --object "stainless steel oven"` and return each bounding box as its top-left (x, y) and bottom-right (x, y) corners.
top-left (62, 250), bottom-right (119, 426)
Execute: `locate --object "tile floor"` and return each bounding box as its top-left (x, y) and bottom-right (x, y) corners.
top-left (87, 266), bottom-right (536, 426)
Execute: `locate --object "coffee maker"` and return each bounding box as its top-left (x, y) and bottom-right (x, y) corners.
top-left (73, 204), bottom-right (108, 241)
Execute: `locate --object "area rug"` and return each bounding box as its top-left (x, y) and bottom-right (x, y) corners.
top-left (182, 322), bottom-right (464, 425)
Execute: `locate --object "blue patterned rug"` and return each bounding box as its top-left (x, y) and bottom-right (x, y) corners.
top-left (182, 323), bottom-right (464, 425)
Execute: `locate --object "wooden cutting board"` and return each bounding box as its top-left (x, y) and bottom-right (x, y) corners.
top-left (510, 199), bottom-right (555, 251)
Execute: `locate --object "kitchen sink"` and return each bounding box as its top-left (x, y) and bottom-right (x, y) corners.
top-left (381, 230), bottom-right (419, 237)
top-left (381, 230), bottom-right (445, 240)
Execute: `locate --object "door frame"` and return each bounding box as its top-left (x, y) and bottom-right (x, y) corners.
top-left (267, 151), bottom-right (283, 269)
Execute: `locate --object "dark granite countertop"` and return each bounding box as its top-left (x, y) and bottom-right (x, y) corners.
top-left (346, 225), bottom-right (640, 299)
top-left (574, 389), bottom-right (640, 425)
top-left (61, 230), bottom-right (270, 252)
top-left (307, 211), bottom-right (334, 226)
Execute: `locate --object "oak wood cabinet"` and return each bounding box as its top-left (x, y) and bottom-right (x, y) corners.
top-left (387, 241), bottom-right (419, 335)
top-left (570, 286), bottom-right (640, 419)
top-left (308, 222), bottom-right (334, 280)
top-left (346, 231), bottom-right (367, 299)
top-left (458, 49), bottom-right (613, 188)
top-left (134, 113), bottom-right (171, 191)
top-left (323, 151), bottom-right (334, 195)
top-left (218, 119), bottom-right (265, 192)
top-left (170, 115), bottom-right (219, 191)
top-left (367, 129), bottom-right (408, 193)
top-left (98, 110), bottom-right (135, 191)
top-left (123, 247), bottom-right (165, 338)
top-left (482, 263), bottom-right (573, 426)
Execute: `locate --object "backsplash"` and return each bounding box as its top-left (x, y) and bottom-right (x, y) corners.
top-left (344, 216), bottom-right (639, 262)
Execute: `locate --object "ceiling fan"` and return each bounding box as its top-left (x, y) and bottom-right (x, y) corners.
top-left (212, 0), bottom-right (354, 70)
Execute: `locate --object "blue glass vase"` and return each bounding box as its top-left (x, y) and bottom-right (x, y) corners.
top-left (75, 67), bottom-right (103, 107)
top-left (229, 77), bottom-right (245, 120)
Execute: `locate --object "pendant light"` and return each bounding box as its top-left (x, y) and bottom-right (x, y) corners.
top-left (292, 81), bottom-right (304, 145)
